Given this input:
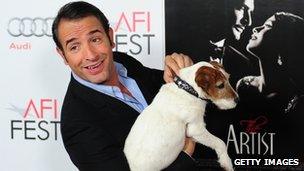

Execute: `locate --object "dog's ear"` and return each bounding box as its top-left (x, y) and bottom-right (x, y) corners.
top-left (195, 66), bottom-right (214, 91)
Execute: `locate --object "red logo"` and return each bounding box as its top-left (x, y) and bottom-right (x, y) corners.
top-left (240, 116), bottom-right (268, 133)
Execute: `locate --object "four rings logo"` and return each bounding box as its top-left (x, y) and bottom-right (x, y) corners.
top-left (7, 17), bottom-right (54, 37)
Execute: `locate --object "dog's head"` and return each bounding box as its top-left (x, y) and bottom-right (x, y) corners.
top-left (179, 61), bottom-right (238, 110)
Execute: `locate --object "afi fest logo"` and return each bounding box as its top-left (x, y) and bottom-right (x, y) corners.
top-left (10, 98), bottom-right (60, 141)
top-left (113, 11), bottom-right (155, 55)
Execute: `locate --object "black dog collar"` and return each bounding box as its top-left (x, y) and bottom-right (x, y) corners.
top-left (173, 76), bottom-right (210, 102)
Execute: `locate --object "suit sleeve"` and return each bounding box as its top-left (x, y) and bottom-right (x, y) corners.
top-left (164, 152), bottom-right (198, 171)
top-left (114, 52), bottom-right (164, 84)
top-left (142, 66), bottom-right (164, 90)
top-left (61, 121), bottom-right (130, 171)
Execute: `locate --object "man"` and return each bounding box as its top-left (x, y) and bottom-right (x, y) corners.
top-left (165, 0), bottom-right (256, 87)
top-left (209, 0), bottom-right (256, 87)
top-left (52, 1), bottom-right (197, 171)
top-left (228, 0), bottom-right (254, 41)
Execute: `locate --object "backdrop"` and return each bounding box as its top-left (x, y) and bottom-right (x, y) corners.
top-left (0, 0), bottom-right (165, 170)
top-left (3, 0), bottom-right (304, 170)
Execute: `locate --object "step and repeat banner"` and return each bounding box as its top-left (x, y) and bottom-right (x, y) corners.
top-left (2, 0), bottom-right (304, 170)
top-left (0, 1), bottom-right (164, 171)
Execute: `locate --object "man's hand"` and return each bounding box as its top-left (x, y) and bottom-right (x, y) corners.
top-left (164, 53), bottom-right (193, 83)
top-left (183, 138), bottom-right (196, 156)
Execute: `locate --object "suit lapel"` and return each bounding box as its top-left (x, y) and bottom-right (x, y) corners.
top-left (69, 76), bottom-right (140, 116)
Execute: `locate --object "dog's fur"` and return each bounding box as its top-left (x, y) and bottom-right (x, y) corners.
top-left (124, 61), bottom-right (238, 171)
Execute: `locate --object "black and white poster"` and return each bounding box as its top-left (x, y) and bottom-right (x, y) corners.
top-left (166, 0), bottom-right (304, 170)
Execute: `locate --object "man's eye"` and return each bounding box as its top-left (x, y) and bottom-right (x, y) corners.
top-left (92, 37), bottom-right (101, 43)
top-left (70, 46), bottom-right (78, 51)
top-left (68, 44), bottom-right (80, 53)
top-left (216, 83), bottom-right (225, 89)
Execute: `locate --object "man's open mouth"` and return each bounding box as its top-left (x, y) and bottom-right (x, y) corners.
top-left (85, 62), bottom-right (102, 69)
top-left (84, 60), bottom-right (104, 74)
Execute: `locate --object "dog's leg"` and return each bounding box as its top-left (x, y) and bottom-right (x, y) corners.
top-left (187, 121), bottom-right (234, 171)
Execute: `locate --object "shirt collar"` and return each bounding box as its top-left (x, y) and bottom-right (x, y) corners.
top-left (115, 62), bottom-right (128, 78)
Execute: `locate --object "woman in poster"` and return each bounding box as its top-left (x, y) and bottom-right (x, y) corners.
top-left (238, 12), bottom-right (304, 161)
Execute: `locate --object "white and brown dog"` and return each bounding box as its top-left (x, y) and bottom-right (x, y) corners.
top-left (124, 61), bottom-right (238, 171)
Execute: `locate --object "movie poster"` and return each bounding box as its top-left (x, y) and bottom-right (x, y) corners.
top-left (166, 0), bottom-right (304, 170)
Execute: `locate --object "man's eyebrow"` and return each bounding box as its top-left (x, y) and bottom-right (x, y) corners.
top-left (88, 29), bottom-right (103, 35)
top-left (65, 38), bottom-right (77, 47)
top-left (65, 29), bottom-right (103, 47)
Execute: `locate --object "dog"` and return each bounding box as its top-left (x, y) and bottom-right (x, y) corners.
top-left (124, 61), bottom-right (238, 171)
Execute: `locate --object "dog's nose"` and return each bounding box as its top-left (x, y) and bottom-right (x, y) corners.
top-left (234, 97), bottom-right (240, 103)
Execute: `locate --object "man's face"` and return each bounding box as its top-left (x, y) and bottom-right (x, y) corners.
top-left (56, 16), bottom-right (116, 85)
top-left (231, 0), bottom-right (254, 40)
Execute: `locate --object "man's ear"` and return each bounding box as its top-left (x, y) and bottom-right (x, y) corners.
top-left (108, 27), bottom-right (115, 48)
top-left (56, 47), bottom-right (68, 65)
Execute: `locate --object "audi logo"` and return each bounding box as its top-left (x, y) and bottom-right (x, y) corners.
top-left (7, 17), bottom-right (54, 37)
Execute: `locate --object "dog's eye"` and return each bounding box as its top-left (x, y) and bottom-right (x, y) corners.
top-left (216, 83), bottom-right (225, 89)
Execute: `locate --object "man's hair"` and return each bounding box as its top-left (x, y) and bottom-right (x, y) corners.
top-left (52, 1), bottom-right (110, 51)
top-left (226, 0), bottom-right (247, 10)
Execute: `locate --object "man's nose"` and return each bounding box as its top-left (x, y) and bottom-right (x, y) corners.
top-left (84, 45), bottom-right (98, 61)
top-left (241, 10), bottom-right (252, 26)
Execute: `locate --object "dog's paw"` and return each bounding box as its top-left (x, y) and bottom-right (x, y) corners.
top-left (218, 155), bottom-right (234, 171)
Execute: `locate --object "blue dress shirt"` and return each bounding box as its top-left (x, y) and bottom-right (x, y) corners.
top-left (72, 62), bottom-right (148, 113)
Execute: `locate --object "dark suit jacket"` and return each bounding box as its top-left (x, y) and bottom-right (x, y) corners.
top-left (61, 52), bottom-right (197, 171)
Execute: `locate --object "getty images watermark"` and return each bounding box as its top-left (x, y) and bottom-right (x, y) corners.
top-left (234, 158), bottom-right (299, 166)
